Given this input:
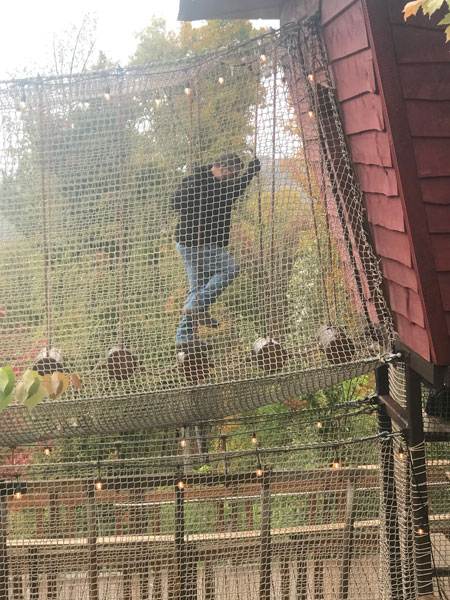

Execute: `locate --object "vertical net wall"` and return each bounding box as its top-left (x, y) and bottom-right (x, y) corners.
top-left (0, 400), bottom-right (390, 600)
top-left (0, 21), bottom-right (392, 443)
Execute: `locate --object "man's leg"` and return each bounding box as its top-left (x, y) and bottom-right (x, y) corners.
top-left (176, 245), bottom-right (209, 344)
top-left (195, 245), bottom-right (240, 311)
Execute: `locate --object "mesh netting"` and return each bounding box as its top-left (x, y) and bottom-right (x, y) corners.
top-left (388, 363), bottom-right (450, 599)
top-left (0, 21), bottom-right (392, 444)
top-left (0, 401), bottom-right (384, 600)
top-left (0, 398), bottom-right (448, 600)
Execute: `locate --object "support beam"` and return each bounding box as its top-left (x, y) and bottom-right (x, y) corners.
top-left (377, 404), bottom-right (403, 599)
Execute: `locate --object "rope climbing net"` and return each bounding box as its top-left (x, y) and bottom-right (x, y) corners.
top-left (0, 396), bottom-right (448, 600)
top-left (0, 20), bottom-right (393, 444)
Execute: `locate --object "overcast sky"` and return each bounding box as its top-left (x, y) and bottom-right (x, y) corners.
top-left (1, 0), bottom-right (278, 79)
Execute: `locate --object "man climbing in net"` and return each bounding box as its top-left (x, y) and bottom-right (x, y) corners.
top-left (172, 153), bottom-right (261, 351)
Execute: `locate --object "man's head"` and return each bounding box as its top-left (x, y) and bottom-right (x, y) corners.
top-left (211, 153), bottom-right (243, 181)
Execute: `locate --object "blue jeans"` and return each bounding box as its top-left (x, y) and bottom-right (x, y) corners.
top-left (176, 243), bottom-right (240, 343)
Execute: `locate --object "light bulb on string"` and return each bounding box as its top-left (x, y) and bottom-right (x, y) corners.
top-left (43, 446), bottom-right (52, 456)
top-left (104, 87), bottom-right (111, 101)
top-left (13, 475), bottom-right (23, 500)
top-left (19, 94), bottom-right (27, 110)
top-left (280, 77), bottom-right (286, 89)
top-left (260, 54), bottom-right (267, 63)
top-left (184, 85), bottom-right (192, 96)
top-left (180, 438), bottom-right (187, 448)
top-left (307, 73), bottom-right (314, 82)
top-left (155, 98), bottom-right (162, 107)
top-left (398, 445), bottom-right (405, 461)
top-left (332, 452), bottom-right (341, 469)
top-left (316, 421), bottom-right (323, 430)
top-left (308, 109), bottom-right (314, 119)
top-left (177, 480), bottom-right (185, 490)
top-left (251, 432), bottom-right (258, 445)
top-left (255, 449), bottom-right (264, 477)
top-left (94, 461), bottom-right (104, 491)
top-left (218, 76), bottom-right (225, 85)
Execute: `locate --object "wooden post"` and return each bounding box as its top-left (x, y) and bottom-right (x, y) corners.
top-left (377, 399), bottom-right (403, 600)
top-left (0, 492), bottom-right (8, 600)
top-left (204, 563), bottom-right (215, 600)
top-left (339, 478), bottom-right (356, 600)
top-left (47, 492), bottom-right (58, 600)
top-left (259, 475), bottom-right (271, 600)
top-left (86, 485), bottom-right (99, 600)
top-left (28, 548), bottom-right (39, 600)
top-left (280, 556), bottom-right (290, 600)
top-left (405, 366), bottom-right (433, 596)
top-left (295, 556), bottom-right (307, 600)
top-left (175, 479), bottom-right (197, 600)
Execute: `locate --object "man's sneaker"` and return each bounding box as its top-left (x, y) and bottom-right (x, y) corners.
top-left (183, 307), bottom-right (219, 328)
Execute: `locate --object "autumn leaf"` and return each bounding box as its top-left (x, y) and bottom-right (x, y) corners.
top-left (403, 0), bottom-right (426, 18)
top-left (42, 372), bottom-right (70, 399)
top-left (70, 373), bottom-right (83, 389)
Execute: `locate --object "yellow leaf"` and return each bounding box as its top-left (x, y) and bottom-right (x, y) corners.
top-left (42, 372), bottom-right (69, 399)
top-left (403, 0), bottom-right (425, 19)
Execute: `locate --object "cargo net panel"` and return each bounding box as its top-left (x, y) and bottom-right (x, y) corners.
top-left (0, 402), bottom-right (392, 600)
top-left (0, 20), bottom-right (393, 442)
top-left (388, 361), bottom-right (450, 599)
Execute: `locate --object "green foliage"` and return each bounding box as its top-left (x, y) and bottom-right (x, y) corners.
top-left (0, 366), bottom-right (15, 411)
top-left (404, 0), bottom-right (450, 41)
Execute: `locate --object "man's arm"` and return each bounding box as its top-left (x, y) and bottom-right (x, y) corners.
top-left (227, 158), bottom-right (261, 202)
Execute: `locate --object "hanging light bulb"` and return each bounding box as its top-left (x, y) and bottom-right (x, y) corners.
top-left (13, 476), bottom-right (23, 500)
top-left (308, 109), bottom-right (314, 119)
top-left (104, 87), bottom-right (111, 101)
top-left (177, 480), bottom-right (185, 490)
top-left (251, 432), bottom-right (258, 445)
top-left (256, 468), bottom-right (264, 477)
top-left (398, 445), bottom-right (405, 461)
top-left (316, 421), bottom-right (323, 430)
top-left (260, 54), bottom-right (267, 63)
top-left (184, 85), bottom-right (192, 96)
top-left (307, 73), bottom-right (314, 82)
top-left (332, 454), bottom-right (341, 469)
top-left (280, 77), bottom-right (286, 89)
top-left (19, 94), bottom-right (27, 110)
top-left (155, 98), bottom-right (161, 107)
top-left (44, 446), bottom-right (52, 456)
top-left (94, 478), bottom-right (104, 491)
top-left (218, 76), bottom-right (225, 85)
top-left (180, 438), bottom-right (187, 448)
top-left (417, 525), bottom-right (426, 536)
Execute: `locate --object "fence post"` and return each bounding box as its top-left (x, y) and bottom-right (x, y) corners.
top-left (260, 473), bottom-right (271, 600)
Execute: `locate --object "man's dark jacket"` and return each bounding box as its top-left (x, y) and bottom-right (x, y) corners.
top-left (172, 161), bottom-right (259, 247)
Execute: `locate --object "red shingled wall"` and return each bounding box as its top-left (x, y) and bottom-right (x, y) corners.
top-left (282, 0), bottom-right (450, 364)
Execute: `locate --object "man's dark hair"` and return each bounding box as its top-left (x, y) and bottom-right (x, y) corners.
top-left (214, 152), bottom-right (243, 171)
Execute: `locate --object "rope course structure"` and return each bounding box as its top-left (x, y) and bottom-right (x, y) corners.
top-left (0, 396), bottom-right (447, 600)
top-left (0, 20), bottom-right (392, 445)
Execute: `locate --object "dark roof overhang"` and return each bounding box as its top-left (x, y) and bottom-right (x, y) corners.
top-left (178, 0), bottom-right (284, 21)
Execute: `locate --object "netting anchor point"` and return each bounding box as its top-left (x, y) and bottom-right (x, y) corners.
top-left (33, 348), bottom-right (64, 376)
top-left (252, 337), bottom-right (288, 374)
top-left (106, 347), bottom-right (137, 380)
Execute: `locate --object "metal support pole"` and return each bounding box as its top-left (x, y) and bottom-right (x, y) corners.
top-left (377, 402), bottom-right (403, 600)
top-left (405, 366), bottom-right (433, 596)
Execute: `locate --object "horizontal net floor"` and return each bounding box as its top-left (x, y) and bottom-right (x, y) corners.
top-left (0, 20), bottom-right (393, 444)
